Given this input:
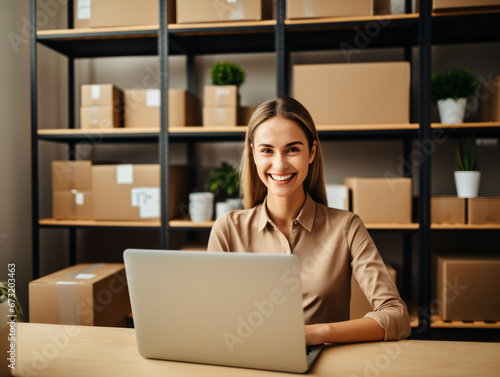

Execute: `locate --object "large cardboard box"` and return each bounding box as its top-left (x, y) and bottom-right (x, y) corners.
top-left (92, 164), bottom-right (187, 221)
top-left (91, 0), bottom-right (159, 28)
top-left (53, 190), bottom-right (93, 219)
top-left (29, 264), bottom-right (131, 326)
top-left (52, 161), bottom-right (92, 191)
top-left (433, 0), bottom-right (500, 11)
top-left (81, 84), bottom-right (123, 107)
top-left (124, 89), bottom-right (200, 128)
top-left (203, 107), bottom-right (238, 127)
top-left (204, 85), bottom-right (238, 107)
top-left (350, 265), bottom-right (397, 320)
top-left (437, 255), bottom-right (500, 321)
top-left (293, 62), bottom-right (410, 125)
top-left (468, 197), bottom-right (500, 224)
top-left (73, 0), bottom-right (91, 29)
top-left (343, 177), bottom-right (412, 223)
top-left (326, 184), bottom-right (349, 210)
top-left (287, 0), bottom-right (373, 19)
top-left (80, 105), bottom-right (122, 129)
top-left (177, 0), bottom-right (273, 24)
top-left (431, 196), bottom-right (466, 224)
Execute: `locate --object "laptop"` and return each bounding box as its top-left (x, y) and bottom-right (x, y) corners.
top-left (123, 249), bottom-right (324, 373)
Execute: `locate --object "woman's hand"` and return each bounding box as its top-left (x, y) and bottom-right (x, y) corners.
top-left (305, 318), bottom-right (385, 345)
top-left (304, 324), bottom-right (328, 346)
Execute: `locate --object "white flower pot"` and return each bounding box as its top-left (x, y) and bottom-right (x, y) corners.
top-left (437, 98), bottom-right (467, 124)
top-left (215, 202), bottom-right (233, 219)
top-left (454, 171), bottom-right (481, 198)
top-left (0, 301), bottom-right (11, 376)
top-left (225, 198), bottom-right (243, 210)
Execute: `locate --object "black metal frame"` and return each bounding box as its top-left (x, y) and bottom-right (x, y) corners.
top-left (30, 0), bottom-right (500, 336)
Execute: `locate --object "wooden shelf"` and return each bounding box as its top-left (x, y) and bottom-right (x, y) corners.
top-left (431, 223), bottom-right (500, 230)
top-left (364, 223), bottom-right (419, 230)
top-left (37, 25), bottom-right (159, 37)
top-left (169, 126), bottom-right (247, 133)
top-left (169, 219), bottom-right (214, 228)
top-left (431, 122), bottom-right (500, 129)
top-left (431, 315), bottom-right (500, 329)
top-left (432, 9), bottom-right (500, 17)
top-left (39, 219), bottom-right (160, 228)
top-left (285, 13), bottom-right (419, 26)
top-left (168, 20), bottom-right (276, 30)
top-left (38, 128), bottom-right (160, 135)
top-left (316, 124), bottom-right (419, 131)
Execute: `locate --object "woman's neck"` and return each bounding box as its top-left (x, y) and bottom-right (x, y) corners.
top-left (266, 189), bottom-right (306, 228)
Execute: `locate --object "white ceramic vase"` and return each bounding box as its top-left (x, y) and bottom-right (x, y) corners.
top-left (437, 98), bottom-right (467, 124)
top-left (454, 171), bottom-right (481, 198)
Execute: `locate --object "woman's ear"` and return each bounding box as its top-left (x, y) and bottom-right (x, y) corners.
top-left (309, 140), bottom-right (317, 164)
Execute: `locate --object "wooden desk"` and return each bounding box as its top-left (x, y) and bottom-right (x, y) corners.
top-left (13, 323), bottom-right (500, 377)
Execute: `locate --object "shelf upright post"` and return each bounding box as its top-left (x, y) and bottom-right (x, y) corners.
top-left (68, 0), bottom-right (77, 265)
top-left (275, 0), bottom-right (288, 96)
top-left (417, 0), bottom-right (432, 339)
top-left (159, 0), bottom-right (170, 249)
top-left (186, 54), bottom-right (197, 199)
top-left (30, 0), bottom-right (40, 279)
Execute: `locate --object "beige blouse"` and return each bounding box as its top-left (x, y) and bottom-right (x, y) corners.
top-left (207, 193), bottom-right (411, 341)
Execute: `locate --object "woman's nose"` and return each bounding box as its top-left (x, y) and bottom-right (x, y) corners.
top-left (272, 153), bottom-right (287, 170)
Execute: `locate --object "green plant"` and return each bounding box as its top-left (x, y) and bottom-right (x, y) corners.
top-left (455, 137), bottom-right (481, 171)
top-left (431, 67), bottom-right (478, 103)
top-left (0, 281), bottom-right (23, 321)
top-left (210, 62), bottom-right (246, 87)
top-left (207, 162), bottom-right (240, 200)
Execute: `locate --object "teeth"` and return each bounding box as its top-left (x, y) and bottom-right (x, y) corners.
top-left (270, 174), bottom-right (294, 181)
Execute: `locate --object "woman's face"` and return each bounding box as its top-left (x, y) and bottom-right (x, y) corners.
top-left (251, 116), bottom-right (316, 200)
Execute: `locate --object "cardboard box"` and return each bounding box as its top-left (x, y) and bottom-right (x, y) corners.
top-left (468, 197), bottom-right (500, 224)
top-left (91, 0), bottom-right (159, 28)
top-left (203, 107), bottom-right (238, 127)
top-left (53, 190), bottom-right (93, 219)
top-left (374, 0), bottom-right (419, 14)
top-left (431, 196), bottom-right (466, 224)
top-left (81, 84), bottom-right (123, 107)
top-left (80, 106), bottom-right (122, 129)
top-left (433, 0), bottom-right (500, 11)
top-left (437, 255), bottom-right (500, 321)
top-left (343, 177), bottom-right (412, 223)
top-left (92, 164), bottom-right (187, 221)
top-left (29, 264), bottom-right (131, 326)
top-left (478, 74), bottom-right (500, 122)
top-left (177, 0), bottom-right (273, 24)
top-left (237, 105), bottom-right (256, 125)
top-left (124, 89), bottom-right (201, 128)
top-left (326, 184), bottom-right (349, 210)
top-left (204, 85), bottom-right (238, 107)
top-left (52, 161), bottom-right (92, 191)
top-left (73, 0), bottom-right (91, 29)
top-left (287, 0), bottom-right (373, 19)
top-left (293, 62), bottom-right (410, 125)
top-left (350, 265), bottom-right (397, 320)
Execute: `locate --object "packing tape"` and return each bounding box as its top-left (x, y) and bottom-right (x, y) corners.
top-left (229, 1), bottom-right (245, 20)
top-left (56, 263), bottom-right (105, 325)
top-left (90, 106), bottom-right (99, 126)
top-left (303, 0), bottom-right (315, 18)
top-left (215, 87), bottom-right (231, 105)
top-left (216, 108), bottom-right (226, 123)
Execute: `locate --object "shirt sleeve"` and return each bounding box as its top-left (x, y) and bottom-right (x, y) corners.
top-left (207, 213), bottom-right (231, 252)
top-left (346, 213), bottom-right (411, 341)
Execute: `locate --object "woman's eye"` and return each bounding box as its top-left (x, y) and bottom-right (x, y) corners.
top-left (287, 147), bottom-right (299, 153)
top-left (261, 148), bottom-right (272, 154)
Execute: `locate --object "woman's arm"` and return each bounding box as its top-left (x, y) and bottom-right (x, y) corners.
top-left (304, 317), bottom-right (384, 345)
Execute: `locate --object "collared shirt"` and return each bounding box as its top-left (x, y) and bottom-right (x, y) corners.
top-left (207, 193), bottom-right (411, 341)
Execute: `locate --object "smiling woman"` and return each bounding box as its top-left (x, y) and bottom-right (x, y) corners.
top-left (207, 96), bottom-right (411, 345)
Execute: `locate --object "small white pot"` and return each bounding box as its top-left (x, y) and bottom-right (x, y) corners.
top-left (225, 198), bottom-right (243, 210)
top-left (437, 98), bottom-right (467, 124)
top-left (454, 171), bottom-right (481, 198)
top-left (215, 202), bottom-right (234, 219)
top-left (0, 301), bottom-right (11, 376)
top-left (189, 205), bottom-right (213, 222)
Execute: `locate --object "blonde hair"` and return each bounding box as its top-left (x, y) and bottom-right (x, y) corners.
top-left (239, 96), bottom-right (327, 209)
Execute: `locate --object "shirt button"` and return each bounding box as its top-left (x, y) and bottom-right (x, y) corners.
top-left (292, 227), bottom-right (297, 232)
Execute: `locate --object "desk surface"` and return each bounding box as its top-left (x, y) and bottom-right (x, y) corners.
top-left (13, 323), bottom-right (500, 377)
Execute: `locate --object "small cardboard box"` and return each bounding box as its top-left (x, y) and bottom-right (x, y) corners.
top-left (125, 89), bottom-right (200, 128)
top-left (204, 85), bottom-right (238, 107)
top-left (52, 161), bottom-right (92, 191)
top-left (468, 197), bottom-right (500, 224)
top-left (293, 62), bottom-right (410, 125)
top-left (433, 0), bottom-right (500, 11)
top-left (92, 164), bottom-right (187, 221)
top-left (177, 0), bottom-right (273, 24)
top-left (80, 106), bottom-right (122, 129)
top-left (287, 0), bottom-right (373, 19)
top-left (431, 196), bottom-right (466, 224)
top-left (53, 190), bottom-right (93, 219)
top-left (343, 177), bottom-right (412, 223)
top-left (203, 107), bottom-right (238, 127)
top-left (437, 255), bottom-right (500, 321)
top-left (350, 265), bottom-right (397, 320)
top-left (81, 84), bottom-right (123, 107)
top-left (478, 74), bottom-right (500, 122)
top-left (91, 0), bottom-right (159, 28)
top-left (29, 264), bottom-right (131, 326)
top-left (326, 184), bottom-right (349, 210)
top-left (73, 0), bottom-right (91, 28)
top-left (237, 105), bottom-right (256, 126)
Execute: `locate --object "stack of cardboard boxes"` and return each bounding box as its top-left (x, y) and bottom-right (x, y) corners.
top-left (80, 84), bottom-right (123, 129)
top-left (203, 85), bottom-right (239, 127)
top-left (432, 196), bottom-right (500, 224)
top-left (176, 0), bottom-right (274, 23)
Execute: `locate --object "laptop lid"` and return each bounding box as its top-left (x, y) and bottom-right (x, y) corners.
top-left (124, 249), bottom-right (312, 373)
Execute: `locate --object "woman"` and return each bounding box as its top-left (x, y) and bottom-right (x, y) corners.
top-left (208, 96), bottom-right (411, 344)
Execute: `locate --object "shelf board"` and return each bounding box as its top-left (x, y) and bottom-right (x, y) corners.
top-left (431, 314), bottom-right (500, 329)
top-left (38, 128), bottom-right (160, 143)
top-left (431, 223), bottom-right (500, 230)
top-left (168, 20), bottom-right (276, 30)
top-left (363, 223), bottom-right (419, 230)
top-left (431, 122), bottom-right (500, 129)
top-left (39, 218), bottom-right (160, 228)
top-left (285, 13), bottom-right (419, 26)
top-left (169, 219), bottom-right (214, 229)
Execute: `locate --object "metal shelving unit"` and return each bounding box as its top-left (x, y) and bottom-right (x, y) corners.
top-left (30, 0), bottom-right (500, 337)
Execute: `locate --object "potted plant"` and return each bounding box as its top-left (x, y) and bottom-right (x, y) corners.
top-left (431, 67), bottom-right (478, 124)
top-left (206, 162), bottom-right (242, 218)
top-left (1, 281), bottom-right (23, 376)
top-left (210, 61), bottom-right (246, 88)
top-left (454, 137), bottom-right (482, 198)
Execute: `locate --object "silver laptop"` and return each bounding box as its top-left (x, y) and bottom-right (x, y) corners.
top-left (123, 249), bottom-right (324, 373)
